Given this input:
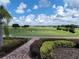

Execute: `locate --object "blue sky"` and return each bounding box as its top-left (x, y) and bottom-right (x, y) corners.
top-left (0, 0), bottom-right (79, 26)
top-left (6, 0), bottom-right (64, 17)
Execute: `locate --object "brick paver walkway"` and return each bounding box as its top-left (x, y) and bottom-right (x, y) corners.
top-left (1, 37), bottom-right (40, 59)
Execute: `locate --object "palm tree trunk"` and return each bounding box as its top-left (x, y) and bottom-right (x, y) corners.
top-left (0, 14), bottom-right (3, 47)
top-left (4, 25), bottom-right (9, 40)
top-left (0, 20), bottom-right (3, 47)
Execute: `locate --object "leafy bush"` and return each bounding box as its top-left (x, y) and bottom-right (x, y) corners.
top-left (69, 27), bottom-right (75, 33)
top-left (56, 24), bottom-right (76, 33)
top-left (12, 24), bottom-right (20, 29)
top-left (22, 25), bottom-right (29, 27)
top-left (40, 40), bottom-right (76, 59)
top-left (57, 26), bottom-right (61, 30)
top-left (54, 40), bottom-right (75, 48)
top-left (30, 40), bottom-right (44, 59)
top-left (40, 41), bottom-right (55, 59)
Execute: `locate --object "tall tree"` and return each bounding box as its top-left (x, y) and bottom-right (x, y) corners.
top-left (0, 6), bottom-right (12, 47)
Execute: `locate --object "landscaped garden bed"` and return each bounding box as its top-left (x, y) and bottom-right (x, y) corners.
top-left (30, 39), bottom-right (79, 59)
top-left (40, 40), bottom-right (76, 59)
top-left (0, 38), bottom-right (28, 58)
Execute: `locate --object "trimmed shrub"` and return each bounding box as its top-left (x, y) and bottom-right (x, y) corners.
top-left (40, 41), bottom-right (55, 59)
top-left (54, 40), bottom-right (75, 48)
top-left (40, 40), bottom-right (76, 59)
top-left (30, 40), bottom-right (44, 59)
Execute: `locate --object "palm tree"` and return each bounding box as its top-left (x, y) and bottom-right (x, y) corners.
top-left (0, 5), bottom-right (12, 47)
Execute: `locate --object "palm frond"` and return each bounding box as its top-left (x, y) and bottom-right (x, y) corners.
top-left (0, 6), bottom-right (12, 20)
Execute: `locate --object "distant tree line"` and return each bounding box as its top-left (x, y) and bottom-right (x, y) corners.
top-left (12, 23), bottom-right (79, 33)
top-left (12, 24), bottom-right (30, 28)
top-left (56, 24), bottom-right (77, 33)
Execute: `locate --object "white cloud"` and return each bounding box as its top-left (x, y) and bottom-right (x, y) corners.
top-left (56, 6), bottom-right (65, 16)
top-left (9, 17), bottom-right (20, 26)
top-left (16, 2), bottom-right (27, 14)
top-left (52, 4), bottom-right (56, 8)
top-left (65, 8), bottom-right (79, 17)
top-left (35, 14), bottom-right (50, 23)
top-left (19, 16), bottom-right (25, 20)
top-left (0, 0), bottom-right (10, 5)
top-left (24, 14), bottom-right (37, 25)
top-left (50, 14), bottom-right (57, 20)
top-left (25, 14), bottom-right (35, 23)
top-left (33, 5), bottom-right (38, 9)
top-left (64, 3), bottom-right (68, 8)
top-left (10, 5), bottom-right (79, 26)
top-left (64, 0), bottom-right (79, 8)
top-left (54, 6), bottom-right (79, 25)
top-left (9, 16), bottom-right (27, 26)
top-left (13, 17), bottom-right (17, 20)
top-left (39, 0), bottom-right (51, 8)
top-left (51, 5), bottom-right (79, 25)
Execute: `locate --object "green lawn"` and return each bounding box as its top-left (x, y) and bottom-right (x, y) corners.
top-left (9, 27), bottom-right (79, 37)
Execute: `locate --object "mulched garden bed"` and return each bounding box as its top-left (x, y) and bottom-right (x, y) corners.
top-left (30, 39), bottom-right (79, 59)
top-left (0, 38), bottom-right (28, 58)
top-left (52, 48), bottom-right (79, 59)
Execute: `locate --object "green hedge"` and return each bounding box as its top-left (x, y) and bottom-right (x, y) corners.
top-left (40, 40), bottom-right (76, 59)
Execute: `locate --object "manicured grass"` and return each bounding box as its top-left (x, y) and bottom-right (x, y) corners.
top-left (9, 27), bottom-right (79, 37)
